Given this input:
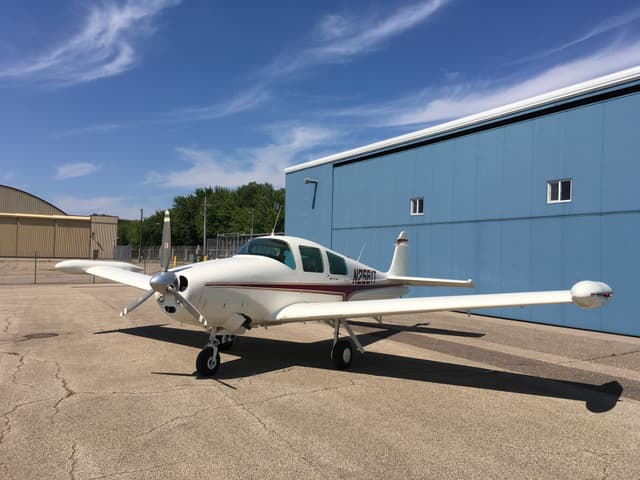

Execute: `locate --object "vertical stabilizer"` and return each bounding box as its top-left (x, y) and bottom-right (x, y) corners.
top-left (387, 231), bottom-right (409, 276)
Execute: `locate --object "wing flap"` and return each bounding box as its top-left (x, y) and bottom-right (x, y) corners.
top-left (274, 290), bottom-right (572, 323)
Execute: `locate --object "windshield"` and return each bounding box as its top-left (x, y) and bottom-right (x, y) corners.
top-left (237, 238), bottom-right (296, 269)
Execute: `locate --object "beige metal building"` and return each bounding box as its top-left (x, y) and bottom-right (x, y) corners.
top-left (0, 185), bottom-right (117, 258)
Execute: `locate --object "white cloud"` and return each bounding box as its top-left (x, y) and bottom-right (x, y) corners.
top-left (262, 0), bottom-right (448, 76)
top-left (53, 195), bottom-right (142, 218)
top-left (0, 0), bottom-right (181, 86)
top-left (162, 86), bottom-right (271, 122)
top-left (513, 7), bottom-right (640, 65)
top-left (145, 126), bottom-right (338, 188)
top-left (327, 40), bottom-right (640, 128)
top-left (55, 162), bottom-right (101, 180)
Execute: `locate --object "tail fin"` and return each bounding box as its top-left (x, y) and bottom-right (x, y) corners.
top-left (386, 231), bottom-right (474, 288)
top-left (387, 231), bottom-right (409, 276)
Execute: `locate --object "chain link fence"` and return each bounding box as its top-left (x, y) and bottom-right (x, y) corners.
top-left (130, 232), bottom-right (279, 262)
top-left (1, 232), bottom-right (283, 285)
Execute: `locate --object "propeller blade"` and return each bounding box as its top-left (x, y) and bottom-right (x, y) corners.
top-left (120, 289), bottom-right (155, 317)
top-left (160, 209), bottom-right (171, 272)
top-left (172, 289), bottom-right (207, 327)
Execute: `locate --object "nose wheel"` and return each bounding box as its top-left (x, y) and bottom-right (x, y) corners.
top-left (196, 329), bottom-right (227, 376)
top-left (196, 346), bottom-right (220, 376)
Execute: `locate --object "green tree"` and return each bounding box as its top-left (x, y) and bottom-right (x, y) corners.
top-left (118, 182), bottom-right (285, 246)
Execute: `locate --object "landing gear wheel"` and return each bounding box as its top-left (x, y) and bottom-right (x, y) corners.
top-left (216, 335), bottom-right (234, 351)
top-left (196, 347), bottom-right (220, 376)
top-left (331, 339), bottom-right (353, 370)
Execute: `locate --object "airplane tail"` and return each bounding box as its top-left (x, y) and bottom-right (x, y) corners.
top-left (387, 231), bottom-right (409, 276)
top-left (386, 231), bottom-right (474, 288)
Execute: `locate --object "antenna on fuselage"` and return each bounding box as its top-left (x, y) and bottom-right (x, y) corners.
top-left (357, 243), bottom-right (366, 262)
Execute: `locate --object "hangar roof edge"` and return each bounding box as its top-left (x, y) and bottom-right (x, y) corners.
top-left (0, 184), bottom-right (67, 215)
top-left (285, 65), bottom-right (640, 174)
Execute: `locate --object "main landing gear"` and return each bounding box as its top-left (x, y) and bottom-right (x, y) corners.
top-left (196, 330), bottom-right (234, 376)
top-left (195, 320), bottom-right (365, 376)
top-left (330, 319), bottom-right (365, 370)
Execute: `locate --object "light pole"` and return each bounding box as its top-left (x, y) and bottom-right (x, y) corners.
top-left (138, 208), bottom-right (143, 262)
top-left (203, 193), bottom-right (207, 260)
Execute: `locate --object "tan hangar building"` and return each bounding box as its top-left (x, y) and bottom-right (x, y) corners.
top-left (0, 185), bottom-right (117, 258)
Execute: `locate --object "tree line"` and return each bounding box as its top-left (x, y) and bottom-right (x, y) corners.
top-left (118, 182), bottom-right (285, 247)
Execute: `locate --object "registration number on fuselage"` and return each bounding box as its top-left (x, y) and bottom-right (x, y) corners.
top-left (352, 268), bottom-right (377, 285)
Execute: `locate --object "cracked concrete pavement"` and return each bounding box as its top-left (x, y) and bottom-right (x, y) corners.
top-left (1, 282), bottom-right (639, 479)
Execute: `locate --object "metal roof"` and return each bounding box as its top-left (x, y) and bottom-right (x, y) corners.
top-left (285, 65), bottom-right (640, 174)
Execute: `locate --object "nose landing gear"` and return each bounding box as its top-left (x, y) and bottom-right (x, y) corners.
top-left (196, 330), bottom-right (235, 376)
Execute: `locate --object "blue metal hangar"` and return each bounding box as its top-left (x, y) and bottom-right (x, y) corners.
top-left (284, 66), bottom-right (640, 337)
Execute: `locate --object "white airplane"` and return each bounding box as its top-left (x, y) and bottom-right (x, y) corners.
top-left (56, 210), bottom-right (612, 377)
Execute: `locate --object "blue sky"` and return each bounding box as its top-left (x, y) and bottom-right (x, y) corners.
top-left (1, 0), bottom-right (640, 219)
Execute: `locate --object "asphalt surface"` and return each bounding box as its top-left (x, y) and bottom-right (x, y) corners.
top-left (1, 283), bottom-right (639, 479)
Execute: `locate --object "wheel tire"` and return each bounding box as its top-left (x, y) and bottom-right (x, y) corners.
top-left (196, 347), bottom-right (220, 376)
top-left (216, 335), bottom-right (234, 351)
top-left (331, 339), bottom-right (353, 370)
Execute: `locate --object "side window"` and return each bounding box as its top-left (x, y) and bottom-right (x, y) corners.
top-left (327, 251), bottom-right (347, 275)
top-left (299, 246), bottom-right (324, 273)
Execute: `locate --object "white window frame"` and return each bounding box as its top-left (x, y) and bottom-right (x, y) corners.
top-left (410, 197), bottom-right (424, 216)
top-left (547, 179), bottom-right (572, 204)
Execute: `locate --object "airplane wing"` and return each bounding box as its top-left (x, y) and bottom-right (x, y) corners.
top-left (273, 281), bottom-right (611, 323)
top-left (386, 275), bottom-right (474, 288)
top-left (56, 260), bottom-right (151, 291)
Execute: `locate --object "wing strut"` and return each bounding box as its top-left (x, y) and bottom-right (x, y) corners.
top-left (333, 319), bottom-right (365, 354)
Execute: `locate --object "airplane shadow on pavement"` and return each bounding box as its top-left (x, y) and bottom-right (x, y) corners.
top-left (96, 323), bottom-right (623, 414)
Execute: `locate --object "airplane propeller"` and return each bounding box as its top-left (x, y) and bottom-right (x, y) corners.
top-left (120, 210), bottom-right (206, 325)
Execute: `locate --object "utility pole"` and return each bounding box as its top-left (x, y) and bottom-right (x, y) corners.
top-left (250, 208), bottom-right (254, 236)
top-left (203, 193), bottom-right (207, 259)
top-left (138, 208), bottom-right (143, 262)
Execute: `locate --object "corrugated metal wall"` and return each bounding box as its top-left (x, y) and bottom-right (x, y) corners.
top-left (0, 214), bottom-right (115, 258)
top-left (91, 216), bottom-right (117, 259)
top-left (286, 86), bottom-right (640, 336)
top-left (55, 220), bottom-right (90, 257)
top-left (0, 216), bottom-right (17, 256)
top-left (16, 217), bottom-right (55, 257)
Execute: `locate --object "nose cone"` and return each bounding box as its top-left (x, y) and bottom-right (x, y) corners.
top-left (150, 271), bottom-right (178, 294)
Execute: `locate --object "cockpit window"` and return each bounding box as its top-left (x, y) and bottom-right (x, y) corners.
top-left (299, 246), bottom-right (324, 273)
top-left (237, 238), bottom-right (295, 269)
top-left (327, 251), bottom-right (348, 275)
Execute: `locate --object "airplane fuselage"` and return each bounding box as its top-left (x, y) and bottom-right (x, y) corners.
top-left (159, 238), bottom-right (408, 331)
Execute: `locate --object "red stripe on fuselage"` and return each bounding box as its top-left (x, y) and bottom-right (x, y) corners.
top-left (204, 282), bottom-right (389, 300)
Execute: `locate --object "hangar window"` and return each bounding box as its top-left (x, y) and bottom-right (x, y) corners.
top-left (547, 179), bottom-right (572, 204)
top-left (410, 197), bottom-right (424, 216)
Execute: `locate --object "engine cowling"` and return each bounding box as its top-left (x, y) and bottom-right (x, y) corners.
top-left (570, 281), bottom-right (613, 309)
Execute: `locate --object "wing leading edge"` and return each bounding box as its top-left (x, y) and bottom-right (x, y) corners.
top-left (274, 281), bottom-right (612, 324)
top-left (55, 260), bottom-right (151, 291)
